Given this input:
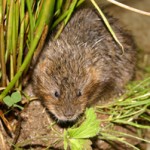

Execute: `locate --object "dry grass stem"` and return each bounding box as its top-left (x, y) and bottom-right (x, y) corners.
top-left (107, 0), bottom-right (150, 16)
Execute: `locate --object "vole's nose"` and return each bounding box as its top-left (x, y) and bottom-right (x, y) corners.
top-left (63, 109), bottom-right (74, 119)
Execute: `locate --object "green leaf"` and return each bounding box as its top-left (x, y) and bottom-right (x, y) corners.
top-left (3, 91), bottom-right (22, 107)
top-left (63, 108), bottom-right (100, 149)
top-left (70, 139), bottom-right (92, 150)
top-left (13, 104), bottom-right (24, 110)
top-left (68, 108), bottom-right (100, 138)
top-left (11, 91), bottom-right (21, 103)
top-left (64, 130), bottom-right (68, 150)
top-left (3, 96), bottom-right (14, 107)
top-left (70, 139), bottom-right (83, 150)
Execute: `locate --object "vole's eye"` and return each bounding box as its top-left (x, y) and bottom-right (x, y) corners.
top-left (77, 90), bottom-right (82, 97)
top-left (54, 91), bottom-right (60, 98)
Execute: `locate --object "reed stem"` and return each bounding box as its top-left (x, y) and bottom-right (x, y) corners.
top-left (0, 0), bottom-right (55, 101)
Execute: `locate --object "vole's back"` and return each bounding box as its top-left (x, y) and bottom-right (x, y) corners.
top-left (32, 8), bottom-right (136, 121)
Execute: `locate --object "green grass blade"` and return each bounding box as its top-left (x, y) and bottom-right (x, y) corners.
top-left (0, 0), bottom-right (55, 101)
top-left (51, 0), bottom-right (84, 30)
top-left (90, 0), bottom-right (124, 52)
top-left (26, 0), bottom-right (35, 43)
top-left (16, 0), bottom-right (25, 89)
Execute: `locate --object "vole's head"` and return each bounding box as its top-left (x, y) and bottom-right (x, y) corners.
top-left (33, 56), bottom-right (102, 122)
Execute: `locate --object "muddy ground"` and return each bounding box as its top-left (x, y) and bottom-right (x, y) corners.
top-left (0, 0), bottom-right (150, 149)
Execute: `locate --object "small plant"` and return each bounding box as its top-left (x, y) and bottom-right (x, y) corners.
top-left (12, 81), bottom-right (150, 149)
top-left (61, 78), bottom-right (150, 149)
top-left (3, 91), bottom-right (22, 109)
top-left (63, 108), bottom-right (100, 150)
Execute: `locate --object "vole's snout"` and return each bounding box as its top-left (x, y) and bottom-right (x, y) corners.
top-left (63, 108), bottom-right (75, 120)
top-left (61, 108), bottom-right (79, 122)
top-left (53, 104), bottom-right (84, 122)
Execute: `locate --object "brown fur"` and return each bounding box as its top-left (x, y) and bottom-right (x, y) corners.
top-left (31, 8), bottom-right (136, 122)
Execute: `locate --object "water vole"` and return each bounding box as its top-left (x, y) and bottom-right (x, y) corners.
top-left (32, 8), bottom-right (136, 122)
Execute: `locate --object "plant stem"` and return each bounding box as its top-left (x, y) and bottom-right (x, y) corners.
top-left (5, 0), bottom-right (10, 63)
top-left (26, 0), bottom-right (35, 44)
top-left (0, 0), bottom-right (6, 87)
top-left (9, 0), bottom-right (14, 81)
top-left (51, 0), bottom-right (84, 30)
top-left (0, 0), bottom-right (2, 22)
top-left (2, 0), bottom-right (6, 16)
top-left (0, 25), bottom-right (6, 87)
top-left (90, 0), bottom-right (124, 52)
top-left (107, 0), bottom-right (150, 16)
top-left (16, 0), bottom-right (25, 89)
top-left (0, 0), bottom-right (55, 101)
